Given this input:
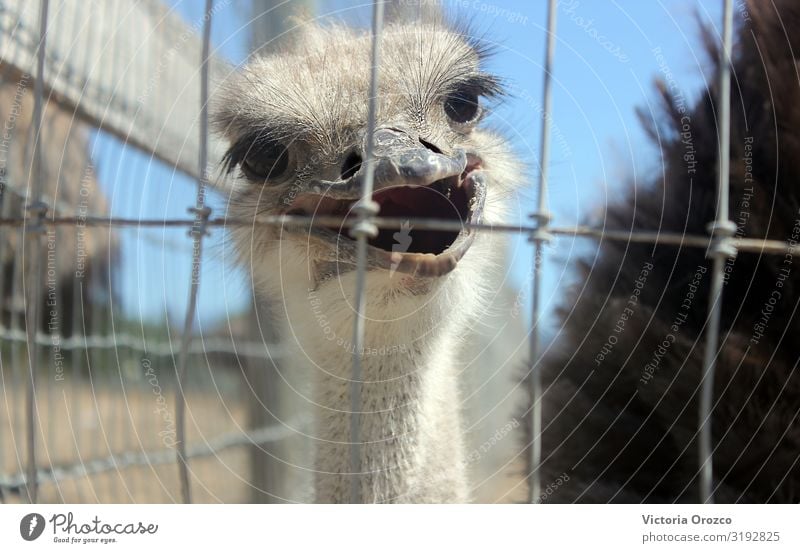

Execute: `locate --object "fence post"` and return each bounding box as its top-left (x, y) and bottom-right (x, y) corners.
top-left (245, 299), bottom-right (285, 503)
top-left (698, 0), bottom-right (737, 504)
top-left (527, 0), bottom-right (557, 504)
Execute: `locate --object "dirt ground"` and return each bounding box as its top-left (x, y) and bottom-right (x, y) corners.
top-left (0, 376), bottom-right (526, 504)
top-left (0, 376), bottom-right (253, 503)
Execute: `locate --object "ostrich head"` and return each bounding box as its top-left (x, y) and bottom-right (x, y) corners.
top-left (214, 19), bottom-right (518, 326)
top-left (213, 17), bottom-right (521, 503)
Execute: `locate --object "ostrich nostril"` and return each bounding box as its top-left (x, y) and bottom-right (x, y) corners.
top-left (340, 151), bottom-right (362, 180)
top-left (418, 137), bottom-right (442, 154)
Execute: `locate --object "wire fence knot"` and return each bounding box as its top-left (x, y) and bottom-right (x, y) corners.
top-left (528, 210), bottom-right (553, 243)
top-left (706, 219), bottom-right (737, 259)
top-left (349, 199), bottom-right (380, 240)
top-left (188, 206), bottom-right (212, 238)
top-left (24, 200), bottom-right (48, 233)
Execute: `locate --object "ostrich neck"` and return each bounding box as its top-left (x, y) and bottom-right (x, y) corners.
top-left (291, 315), bottom-right (470, 503)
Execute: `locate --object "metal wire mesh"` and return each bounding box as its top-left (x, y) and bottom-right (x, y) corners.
top-left (0, 0), bottom-right (788, 504)
top-left (0, 0), bottom-right (303, 504)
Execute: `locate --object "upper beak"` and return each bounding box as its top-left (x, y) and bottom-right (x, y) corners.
top-left (306, 126), bottom-right (467, 199)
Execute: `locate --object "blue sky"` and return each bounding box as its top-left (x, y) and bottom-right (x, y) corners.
top-left (96, 0), bottom-right (726, 330)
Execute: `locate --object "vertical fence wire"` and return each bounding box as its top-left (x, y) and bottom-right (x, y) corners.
top-left (174, 0), bottom-right (214, 505)
top-left (348, 0), bottom-right (385, 505)
top-left (0, 88), bottom-right (7, 503)
top-left (10, 228), bottom-right (24, 498)
top-left (527, 0), bottom-right (557, 505)
top-left (22, 0), bottom-right (50, 504)
top-left (698, 0), bottom-right (736, 504)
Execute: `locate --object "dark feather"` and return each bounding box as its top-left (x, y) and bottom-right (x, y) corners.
top-left (522, 0), bottom-right (800, 503)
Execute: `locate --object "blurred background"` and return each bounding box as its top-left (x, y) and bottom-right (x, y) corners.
top-left (0, 0), bottom-right (725, 502)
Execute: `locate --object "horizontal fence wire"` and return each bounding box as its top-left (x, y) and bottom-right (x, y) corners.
top-left (0, 215), bottom-right (793, 255)
top-left (0, 417), bottom-right (308, 494)
top-left (0, 326), bottom-right (286, 358)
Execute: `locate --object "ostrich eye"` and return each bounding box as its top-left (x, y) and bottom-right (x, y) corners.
top-left (240, 141), bottom-right (290, 182)
top-left (444, 88), bottom-right (480, 124)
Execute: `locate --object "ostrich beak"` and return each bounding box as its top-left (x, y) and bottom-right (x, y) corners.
top-left (287, 126), bottom-right (486, 278)
top-left (306, 126), bottom-right (469, 198)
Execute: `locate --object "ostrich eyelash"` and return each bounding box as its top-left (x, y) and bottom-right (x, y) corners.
top-left (222, 133), bottom-right (281, 175)
top-left (446, 74), bottom-right (505, 100)
top-left (441, 74), bottom-right (505, 123)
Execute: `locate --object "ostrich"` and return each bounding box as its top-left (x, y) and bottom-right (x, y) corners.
top-left (533, 0), bottom-right (800, 502)
top-left (213, 19), bottom-right (519, 502)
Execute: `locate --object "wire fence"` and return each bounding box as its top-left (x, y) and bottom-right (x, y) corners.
top-left (0, 0), bottom-right (789, 504)
top-left (0, 0), bottom-right (310, 504)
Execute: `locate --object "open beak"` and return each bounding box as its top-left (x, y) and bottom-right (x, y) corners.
top-left (286, 127), bottom-right (486, 277)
